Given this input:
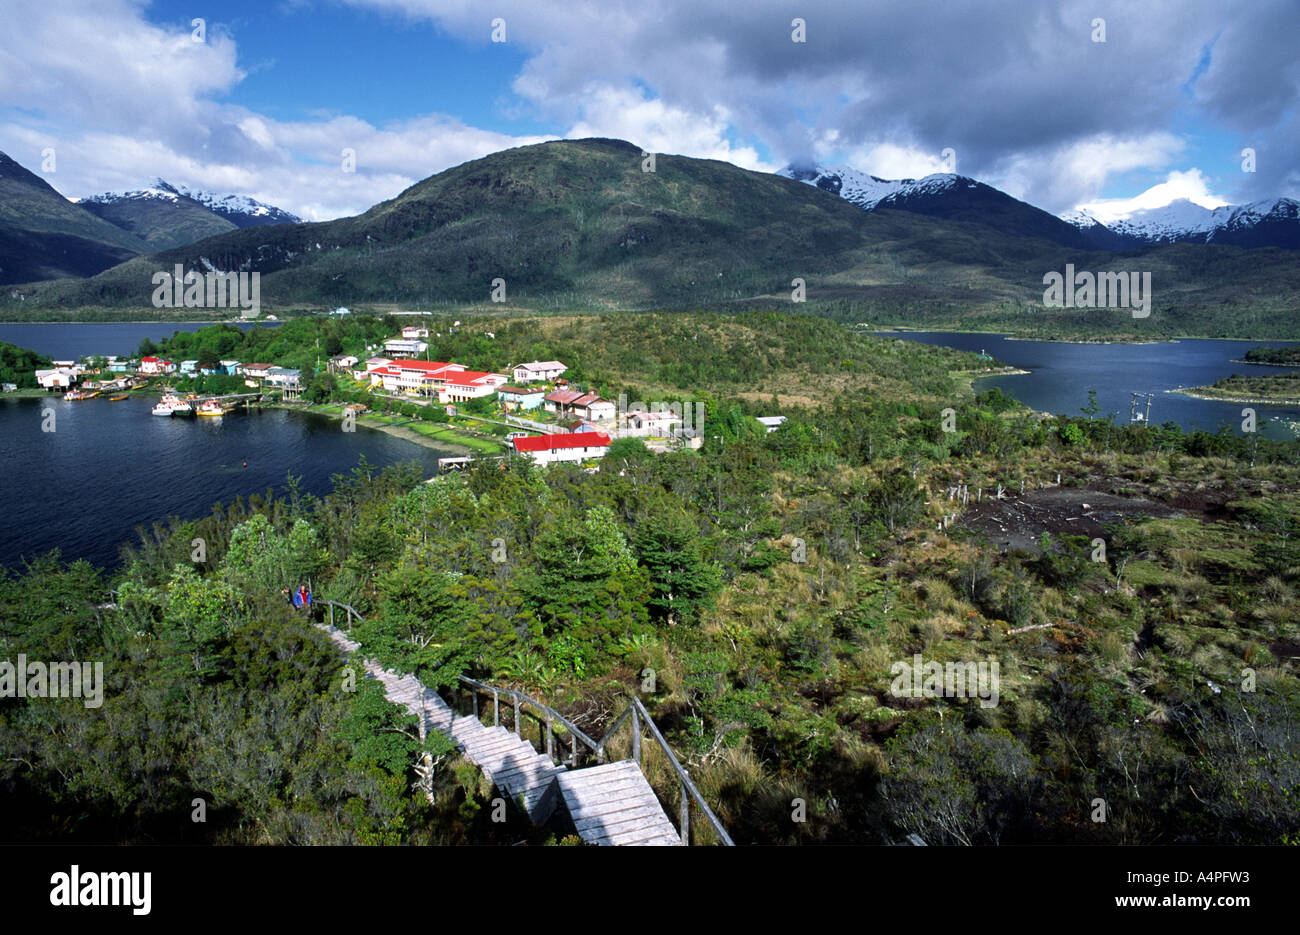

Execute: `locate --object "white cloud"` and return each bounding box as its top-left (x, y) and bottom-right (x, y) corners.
top-left (990, 132), bottom-right (1187, 214)
top-left (838, 142), bottom-right (952, 180)
top-left (563, 84), bottom-right (773, 171)
top-left (1074, 169), bottom-right (1232, 223)
top-left (2, 0), bottom-right (1294, 227)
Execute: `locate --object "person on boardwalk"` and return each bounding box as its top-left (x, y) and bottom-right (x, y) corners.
top-left (292, 587), bottom-right (304, 610)
top-left (282, 587), bottom-right (294, 607)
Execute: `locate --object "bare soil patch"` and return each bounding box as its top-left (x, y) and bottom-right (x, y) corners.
top-left (955, 487), bottom-right (1186, 552)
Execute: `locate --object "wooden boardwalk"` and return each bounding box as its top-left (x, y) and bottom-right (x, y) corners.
top-left (555, 761), bottom-right (683, 846)
top-left (318, 622), bottom-right (682, 844)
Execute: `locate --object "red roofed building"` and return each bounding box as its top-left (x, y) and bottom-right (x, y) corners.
top-left (138, 356), bottom-right (176, 375)
top-left (545, 389), bottom-right (614, 421)
top-left (368, 358), bottom-right (506, 401)
top-left (511, 431), bottom-right (611, 466)
top-left (544, 389), bottom-right (584, 414)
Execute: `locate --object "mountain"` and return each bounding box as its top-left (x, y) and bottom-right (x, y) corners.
top-left (79, 178), bottom-right (302, 249)
top-left (7, 139), bottom-right (1300, 338)
top-left (779, 164), bottom-right (1127, 249)
top-left (80, 180), bottom-right (239, 250)
top-left (1063, 197), bottom-right (1300, 249)
top-left (0, 151), bottom-right (148, 284)
top-left (11, 138), bottom-right (899, 308)
top-left (172, 186), bottom-right (302, 229)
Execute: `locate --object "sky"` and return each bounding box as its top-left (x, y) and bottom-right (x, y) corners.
top-left (0, 0), bottom-right (1296, 222)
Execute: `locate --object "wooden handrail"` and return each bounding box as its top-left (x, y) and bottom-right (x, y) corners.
top-left (624, 695), bottom-right (734, 846)
top-left (315, 598), bottom-right (732, 844)
top-left (456, 676), bottom-right (601, 762)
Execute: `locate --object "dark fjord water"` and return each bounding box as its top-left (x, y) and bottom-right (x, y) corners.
top-left (0, 395), bottom-right (447, 570)
top-left (886, 332), bottom-right (1300, 440)
top-left (0, 320), bottom-right (274, 360)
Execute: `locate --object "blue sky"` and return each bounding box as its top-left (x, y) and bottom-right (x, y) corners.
top-left (1, 0), bottom-right (1295, 221)
top-left (152, 1), bottom-right (547, 135)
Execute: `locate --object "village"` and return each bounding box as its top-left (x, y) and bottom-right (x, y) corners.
top-left (23, 320), bottom-right (788, 467)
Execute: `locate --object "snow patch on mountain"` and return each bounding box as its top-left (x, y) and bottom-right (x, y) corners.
top-left (780, 164), bottom-right (969, 210)
top-left (176, 185), bottom-right (301, 225)
top-left (79, 178), bottom-right (300, 226)
top-left (1063, 197), bottom-right (1299, 244)
top-left (82, 179), bottom-right (183, 205)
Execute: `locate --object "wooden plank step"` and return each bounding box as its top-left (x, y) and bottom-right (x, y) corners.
top-left (461, 734), bottom-right (524, 758)
top-left (552, 771), bottom-right (646, 798)
top-left (592, 821), bottom-right (683, 847)
top-left (571, 803), bottom-right (667, 833)
top-left (558, 761), bottom-right (643, 786)
top-left (563, 784), bottom-right (661, 812)
top-left (555, 763), bottom-right (679, 847)
top-left (487, 759), bottom-right (561, 788)
top-left (478, 748), bottom-right (549, 773)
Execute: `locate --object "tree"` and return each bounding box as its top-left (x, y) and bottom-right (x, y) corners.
top-left (607, 437), bottom-right (650, 463)
top-left (632, 507), bottom-right (721, 623)
top-left (869, 474), bottom-right (925, 536)
top-left (880, 722), bottom-right (1040, 845)
top-left (517, 506), bottom-right (649, 653)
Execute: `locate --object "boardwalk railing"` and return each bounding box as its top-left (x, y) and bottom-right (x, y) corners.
top-left (454, 676), bottom-right (600, 768)
top-left (591, 693), bottom-right (735, 846)
top-left (317, 598), bottom-right (733, 845)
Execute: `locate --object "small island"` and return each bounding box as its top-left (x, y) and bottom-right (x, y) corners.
top-left (1172, 370), bottom-right (1300, 405)
top-left (1234, 346), bottom-right (1300, 367)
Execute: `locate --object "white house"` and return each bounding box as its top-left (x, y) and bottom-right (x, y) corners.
top-left (757, 416), bottom-right (788, 433)
top-left (383, 338), bottom-right (429, 358)
top-left (574, 395), bottom-right (615, 421)
top-left (512, 360), bottom-right (568, 383)
top-left (266, 367), bottom-right (300, 387)
top-left (239, 363), bottom-right (275, 381)
top-left (138, 356), bottom-right (175, 375)
top-left (439, 368), bottom-right (507, 403)
top-left (401, 326), bottom-right (430, 339)
top-left (620, 409), bottom-right (682, 437)
top-left (512, 432), bottom-right (611, 466)
top-left (35, 368), bottom-right (80, 390)
top-left (329, 354), bottom-right (359, 372)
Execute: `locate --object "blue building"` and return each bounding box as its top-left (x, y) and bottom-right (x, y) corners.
top-left (497, 385), bottom-right (545, 411)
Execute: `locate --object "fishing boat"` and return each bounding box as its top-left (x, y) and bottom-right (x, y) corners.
top-left (109, 395), bottom-right (128, 401)
top-left (152, 393), bottom-right (192, 416)
top-left (65, 390), bottom-right (98, 400)
top-left (196, 400), bottom-right (225, 417)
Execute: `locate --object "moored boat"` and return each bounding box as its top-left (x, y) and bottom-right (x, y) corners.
top-left (152, 393), bottom-right (193, 416)
top-left (196, 400), bottom-right (225, 417)
top-left (109, 395), bottom-right (128, 401)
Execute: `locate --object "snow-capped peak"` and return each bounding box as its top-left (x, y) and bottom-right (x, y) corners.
top-left (82, 179), bottom-right (184, 205)
top-left (780, 164), bottom-right (972, 210)
top-left (1060, 196), bottom-right (1299, 244)
top-left (175, 185), bottom-right (302, 226)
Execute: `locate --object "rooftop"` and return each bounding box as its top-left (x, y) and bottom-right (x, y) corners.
top-left (513, 432), bottom-right (611, 453)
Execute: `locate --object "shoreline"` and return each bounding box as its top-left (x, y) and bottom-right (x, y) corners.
top-left (1167, 387), bottom-right (1300, 406)
top-left (275, 403), bottom-right (504, 457)
top-left (868, 327), bottom-right (1300, 346)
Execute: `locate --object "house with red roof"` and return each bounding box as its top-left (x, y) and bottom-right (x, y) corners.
top-left (367, 358), bottom-right (506, 402)
top-left (138, 356), bottom-right (176, 375)
top-left (511, 432), bottom-right (611, 466)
